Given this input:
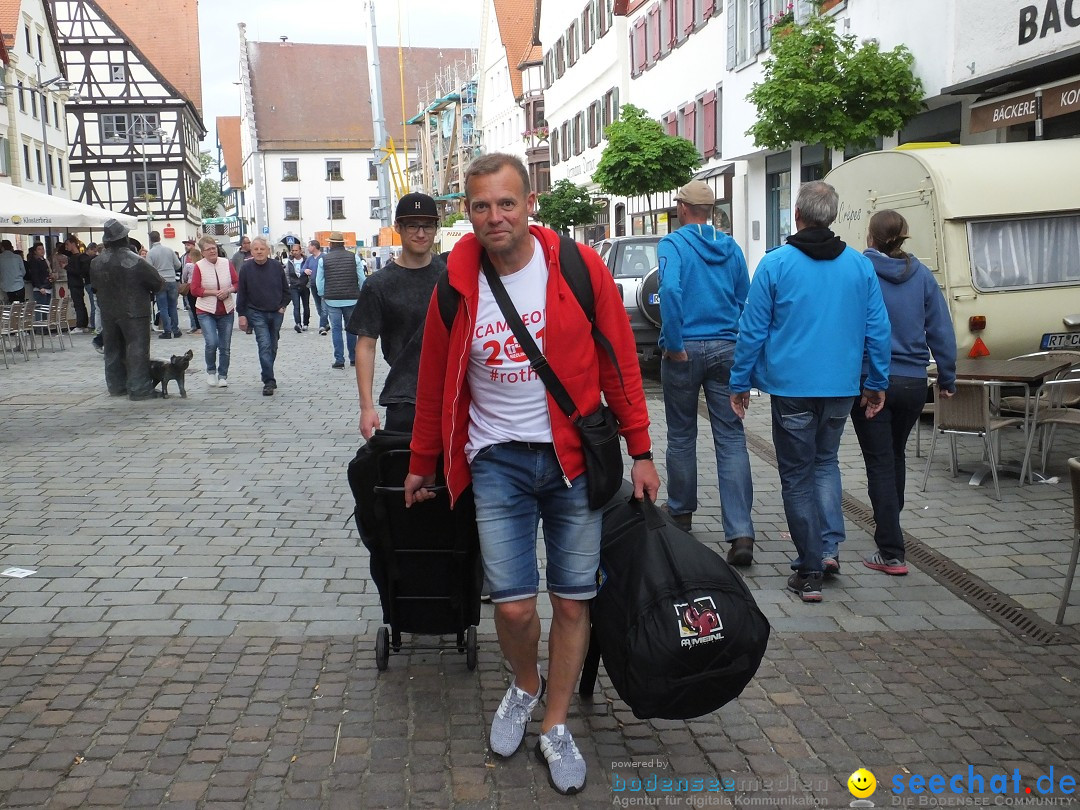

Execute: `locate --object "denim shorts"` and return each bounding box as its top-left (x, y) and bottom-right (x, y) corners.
top-left (469, 442), bottom-right (601, 603)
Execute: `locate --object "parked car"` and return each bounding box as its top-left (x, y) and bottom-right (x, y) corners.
top-left (594, 236), bottom-right (662, 359)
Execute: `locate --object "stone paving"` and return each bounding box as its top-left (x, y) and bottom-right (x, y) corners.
top-left (1, 322), bottom-right (1079, 807)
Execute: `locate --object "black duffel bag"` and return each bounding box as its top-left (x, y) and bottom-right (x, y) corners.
top-left (588, 496), bottom-right (770, 720)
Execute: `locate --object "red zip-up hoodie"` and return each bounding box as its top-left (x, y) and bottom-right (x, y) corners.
top-left (408, 225), bottom-right (653, 506)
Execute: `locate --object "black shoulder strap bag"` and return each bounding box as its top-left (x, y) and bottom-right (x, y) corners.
top-left (480, 250), bottom-right (623, 510)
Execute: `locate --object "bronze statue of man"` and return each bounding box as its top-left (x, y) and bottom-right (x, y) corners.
top-left (89, 219), bottom-right (165, 400)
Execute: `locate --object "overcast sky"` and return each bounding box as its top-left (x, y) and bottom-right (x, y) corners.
top-left (196, 0), bottom-right (484, 150)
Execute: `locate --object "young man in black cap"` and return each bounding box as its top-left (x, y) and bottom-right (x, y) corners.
top-left (348, 192), bottom-right (445, 437)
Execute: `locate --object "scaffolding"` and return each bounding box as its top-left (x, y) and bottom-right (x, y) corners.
top-left (406, 55), bottom-right (479, 215)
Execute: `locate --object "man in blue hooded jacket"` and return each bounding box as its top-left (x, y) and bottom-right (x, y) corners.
top-left (658, 180), bottom-right (756, 566)
top-left (729, 181), bottom-right (891, 603)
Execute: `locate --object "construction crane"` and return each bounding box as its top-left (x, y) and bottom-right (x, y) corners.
top-left (379, 137), bottom-right (408, 201)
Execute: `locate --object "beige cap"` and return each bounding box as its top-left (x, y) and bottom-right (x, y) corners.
top-left (673, 180), bottom-right (715, 206)
top-left (328, 231), bottom-right (345, 243)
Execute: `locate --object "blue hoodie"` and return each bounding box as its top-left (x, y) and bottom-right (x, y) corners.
top-left (657, 224), bottom-right (749, 350)
top-left (730, 228), bottom-right (891, 397)
top-left (864, 248), bottom-right (956, 391)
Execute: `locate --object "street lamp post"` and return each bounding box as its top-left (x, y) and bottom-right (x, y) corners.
top-left (33, 62), bottom-right (78, 196)
top-left (127, 118), bottom-right (166, 248)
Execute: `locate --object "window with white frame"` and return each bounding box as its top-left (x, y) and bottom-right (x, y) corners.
top-left (284, 199), bottom-right (300, 220)
top-left (101, 114), bottom-right (127, 141)
top-left (282, 160), bottom-right (298, 181)
top-left (131, 113), bottom-right (160, 141)
top-left (370, 197), bottom-right (381, 218)
top-left (110, 65), bottom-right (126, 82)
top-left (326, 159), bottom-right (343, 181)
top-left (328, 198), bottom-right (345, 220)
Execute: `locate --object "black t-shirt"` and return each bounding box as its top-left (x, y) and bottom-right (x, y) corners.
top-left (346, 256), bottom-right (445, 405)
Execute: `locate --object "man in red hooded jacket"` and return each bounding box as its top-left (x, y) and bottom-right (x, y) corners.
top-left (404, 154), bottom-right (659, 795)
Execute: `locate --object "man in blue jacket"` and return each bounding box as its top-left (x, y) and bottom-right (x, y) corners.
top-left (729, 181), bottom-right (890, 603)
top-left (658, 180), bottom-right (756, 566)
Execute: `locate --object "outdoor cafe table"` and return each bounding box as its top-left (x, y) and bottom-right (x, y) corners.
top-left (940, 355), bottom-right (1075, 485)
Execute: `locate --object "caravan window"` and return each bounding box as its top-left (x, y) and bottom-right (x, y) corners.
top-left (969, 214), bottom-right (1080, 291)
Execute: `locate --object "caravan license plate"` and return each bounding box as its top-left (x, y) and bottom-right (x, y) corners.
top-left (1041, 332), bottom-right (1080, 349)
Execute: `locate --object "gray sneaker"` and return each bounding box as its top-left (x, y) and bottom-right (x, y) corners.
top-left (536, 724), bottom-right (587, 795)
top-left (489, 676), bottom-right (545, 757)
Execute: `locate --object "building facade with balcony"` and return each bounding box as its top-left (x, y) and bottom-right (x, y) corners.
top-left (51, 0), bottom-right (205, 251)
top-left (238, 26), bottom-right (471, 249)
top-left (477, 0), bottom-right (550, 198)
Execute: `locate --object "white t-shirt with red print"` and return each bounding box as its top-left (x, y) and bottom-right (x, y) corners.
top-left (466, 237), bottom-right (553, 461)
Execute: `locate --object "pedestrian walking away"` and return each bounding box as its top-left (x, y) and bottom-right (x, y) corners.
top-left (729, 181), bottom-right (891, 603)
top-left (147, 230), bottom-right (182, 339)
top-left (349, 192), bottom-right (445, 438)
top-left (316, 232), bottom-right (364, 370)
top-left (230, 235), bottom-right (251, 274)
top-left (851, 210), bottom-right (956, 577)
top-left (236, 236), bottom-right (290, 396)
top-left (191, 236), bottom-right (239, 389)
top-left (657, 179), bottom-right (756, 565)
top-left (404, 153), bottom-right (660, 796)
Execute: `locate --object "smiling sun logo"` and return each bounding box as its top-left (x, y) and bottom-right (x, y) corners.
top-left (848, 768), bottom-right (877, 799)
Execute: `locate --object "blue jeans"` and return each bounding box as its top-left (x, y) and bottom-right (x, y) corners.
top-left (470, 442), bottom-right (601, 603)
top-left (310, 286), bottom-right (329, 329)
top-left (156, 282), bottom-right (179, 335)
top-left (247, 309), bottom-right (283, 384)
top-left (197, 311), bottom-right (234, 379)
top-left (325, 303), bottom-right (356, 364)
top-left (661, 340), bottom-right (755, 541)
top-left (771, 396), bottom-right (854, 575)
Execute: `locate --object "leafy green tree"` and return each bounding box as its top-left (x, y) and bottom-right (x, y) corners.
top-left (197, 150), bottom-right (225, 219)
top-left (592, 104), bottom-right (701, 231)
top-left (536, 179), bottom-right (596, 234)
top-left (747, 16), bottom-right (924, 151)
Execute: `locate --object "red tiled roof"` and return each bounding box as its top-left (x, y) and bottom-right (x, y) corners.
top-left (217, 116), bottom-right (243, 190)
top-left (94, 0), bottom-right (203, 119)
top-left (0, 0), bottom-right (19, 53)
top-left (493, 0), bottom-right (538, 100)
top-left (248, 41), bottom-right (474, 152)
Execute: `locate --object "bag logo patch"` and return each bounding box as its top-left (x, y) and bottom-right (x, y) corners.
top-left (676, 597), bottom-right (725, 647)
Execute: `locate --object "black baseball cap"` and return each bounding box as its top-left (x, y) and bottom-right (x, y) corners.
top-left (395, 192), bottom-right (438, 221)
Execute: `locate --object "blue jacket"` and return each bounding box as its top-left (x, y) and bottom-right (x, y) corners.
top-left (658, 223), bottom-right (749, 350)
top-left (864, 248), bottom-right (956, 391)
top-left (730, 229), bottom-right (891, 397)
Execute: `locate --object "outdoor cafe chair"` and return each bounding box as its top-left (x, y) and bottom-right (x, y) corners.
top-left (57, 296), bottom-right (73, 349)
top-left (920, 380), bottom-right (1024, 500)
top-left (1054, 457), bottom-right (1080, 625)
top-left (18, 299), bottom-right (38, 360)
top-left (1000, 351), bottom-right (1080, 418)
top-left (1019, 368), bottom-right (1080, 484)
top-left (0, 302), bottom-right (18, 367)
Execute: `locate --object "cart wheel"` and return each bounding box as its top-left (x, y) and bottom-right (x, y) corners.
top-left (465, 626), bottom-right (478, 671)
top-left (376, 627), bottom-right (389, 671)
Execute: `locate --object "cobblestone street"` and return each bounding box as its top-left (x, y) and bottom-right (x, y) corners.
top-left (1, 326), bottom-right (1079, 808)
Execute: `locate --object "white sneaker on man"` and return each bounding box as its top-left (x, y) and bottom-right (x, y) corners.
top-left (206, 373), bottom-right (218, 387)
top-left (217, 376), bottom-right (228, 388)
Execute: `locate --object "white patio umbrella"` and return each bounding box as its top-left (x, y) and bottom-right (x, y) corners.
top-left (0, 184), bottom-right (138, 233)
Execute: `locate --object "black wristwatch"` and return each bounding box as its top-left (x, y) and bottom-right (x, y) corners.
top-left (631, 451), bottom-right (653, 461)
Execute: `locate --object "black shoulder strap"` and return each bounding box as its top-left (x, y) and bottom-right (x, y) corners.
top-left (436, 269), bottom-right (457, 332)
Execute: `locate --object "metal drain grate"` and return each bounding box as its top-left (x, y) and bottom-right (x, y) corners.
top-left (732, 408), bottom-right (1076, 645)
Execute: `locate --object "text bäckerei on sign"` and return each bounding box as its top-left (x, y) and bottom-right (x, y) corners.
top-left (969, 76), bottom-right (1080, 133)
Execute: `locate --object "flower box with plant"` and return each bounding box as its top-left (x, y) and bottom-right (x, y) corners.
top-left (768, 2), bottom-right (795, 30)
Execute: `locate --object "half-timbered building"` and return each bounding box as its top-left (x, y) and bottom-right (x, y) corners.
top-left (51, 0), bottom-right (204, 249)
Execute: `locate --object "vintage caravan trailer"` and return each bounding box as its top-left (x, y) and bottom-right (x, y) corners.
top-left (825, 141), bottom-right (1080, 359)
